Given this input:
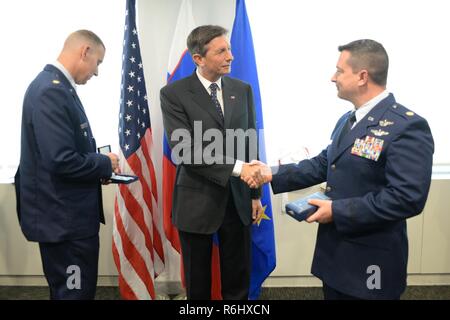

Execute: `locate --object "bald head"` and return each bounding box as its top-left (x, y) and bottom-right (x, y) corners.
top-left (58, 30), bottom-right (105, 85)
top-left (62, 30), bottom-right (105, 52)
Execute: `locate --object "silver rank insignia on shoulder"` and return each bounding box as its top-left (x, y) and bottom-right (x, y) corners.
top-left (368, 116), bottom-right (374, 121)
top-left (371, 129), bottom-right (389, 136)
top-left (379, 119), bottom-right (394, 127)
top-left (406, 111), bottom-right (415, 116)
top-left (52, 80), bottom-right (60, 84)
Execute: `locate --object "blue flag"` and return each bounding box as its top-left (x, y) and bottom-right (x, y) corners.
top-left (230, 0), bottom-right (276, 300)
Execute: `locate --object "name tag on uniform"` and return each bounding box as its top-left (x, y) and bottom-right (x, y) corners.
top-left (80, 122), bottom-right (89, 129)
top-left (351, 136), bottom-right (384, 161)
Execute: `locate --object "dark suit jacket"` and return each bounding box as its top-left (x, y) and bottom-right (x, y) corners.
top-left (16, 64), bottom-right (112, 243)
top-left (271, 94), bottom-right (434, 299)
top-left (160, 72), bottom-right (260, 234)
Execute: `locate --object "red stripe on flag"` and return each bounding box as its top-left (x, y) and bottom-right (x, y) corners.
top-left (114, 197), bottom-right (156, 299)
top-left (162, 155), bottom-right (180, 253)
top-left (112, 238), bottom-right (138, 300)
top-left (141, 130), bottom-right (158, 202)
top-left (140, 132), bottom-right (165, 266)
top-left (126, 142), bottom-right (164, 267)
top-left (119, 184), bottom-right (155, 261)
top-left (126, 152), bottom-right (153, 213)
top-left (211, 243), bottom-right (222, 300)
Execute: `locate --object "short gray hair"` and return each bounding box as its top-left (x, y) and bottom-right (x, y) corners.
top-left (187, 25), bottom-right (228, 57)
top-left (69, 29), bottom-right (105, 50)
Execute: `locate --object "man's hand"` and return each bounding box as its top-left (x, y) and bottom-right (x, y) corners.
top-left (240, 161), bottom-right (260, 188)
top-left (101, 178), bottom-right (112, 185)
top-left (252, 199), bottom-right (264, 224)
top-left (108, 152), bottom-right (120, 174)
top-left (306, 199), bottom-right (333, 224)
top-left (240, 160), bottom-right (272, 188)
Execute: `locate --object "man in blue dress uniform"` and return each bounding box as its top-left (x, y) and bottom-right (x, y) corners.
top-left (245, 39), bottom-right (434, 299)
top-left (15, 30), bottom-right (119, 299)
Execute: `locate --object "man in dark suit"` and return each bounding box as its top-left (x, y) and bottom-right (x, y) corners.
top-left (15, 30), bottom-right (119, 299)
top-left (246, 39), bottom-right (434, 299)
top-left (160, 25), bottom-right (263, 300)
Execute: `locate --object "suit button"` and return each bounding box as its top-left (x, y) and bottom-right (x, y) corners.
top-left (326, 186), bottom-right (331, 192)
top-left (331, 164), bottom-right (336, 170)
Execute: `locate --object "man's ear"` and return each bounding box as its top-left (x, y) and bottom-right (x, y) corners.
top-left (358, 69), bottom-right (369, 86)
top-left (80, 45), bottom-right (91, 60)
top-left (192, 53), bottom-right (203, 67)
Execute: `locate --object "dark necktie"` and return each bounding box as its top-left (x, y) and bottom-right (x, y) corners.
top-left (209, 83), bottom-right (224, 123)
top-left (337, 111), bottom-right (356, 147)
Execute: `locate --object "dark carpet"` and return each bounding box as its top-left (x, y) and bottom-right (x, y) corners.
top-left (0, 285), bottom-right (449, 300)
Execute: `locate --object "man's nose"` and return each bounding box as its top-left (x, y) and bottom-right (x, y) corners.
top-left (227, 50), bottom-right (233, 61)
top-left (331, 73), bottom-right (337, 82)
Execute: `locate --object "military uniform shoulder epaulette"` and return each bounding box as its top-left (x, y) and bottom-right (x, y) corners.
top-left (389, 103), bottom-right (417, 120)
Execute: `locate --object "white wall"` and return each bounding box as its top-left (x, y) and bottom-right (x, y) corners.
top-left (0, 0), bottom-right (124, 181)
top-left (245, 0), bottom-right (450, 164)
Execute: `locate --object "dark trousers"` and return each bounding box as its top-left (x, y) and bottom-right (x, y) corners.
top-left (179, 196), bottom-right (251, 300)
top-left (323, 282), bottom-right (361, 300)
top-left (322, 282), bottom-right (401, 300)
top-left (39, 234), bottom-right (99, 300)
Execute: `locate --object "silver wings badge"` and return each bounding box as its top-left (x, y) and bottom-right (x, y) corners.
top-left (371, 129), bottom-right (389, 136)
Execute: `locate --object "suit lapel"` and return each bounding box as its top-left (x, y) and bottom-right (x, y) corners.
top-left (330, 94), bottom-right (396, 163)
top-left (222, 77), bottom-right (238, 129)
top-left (189, 73), bottom-right (224, 128)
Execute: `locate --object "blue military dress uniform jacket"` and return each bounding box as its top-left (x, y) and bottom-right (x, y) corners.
top-left (16, 64), bottom-right (112, 243)
top-left (271, 93), bottom-right (434, 299)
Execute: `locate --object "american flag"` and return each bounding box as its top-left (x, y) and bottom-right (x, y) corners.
top-left (112, 0), bottom-right (164, 300)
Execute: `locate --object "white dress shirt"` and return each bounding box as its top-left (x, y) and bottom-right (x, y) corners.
top-left (352, 90), bottom-right (390, 128)
top-left (196, 68), bottom-right (243, 176)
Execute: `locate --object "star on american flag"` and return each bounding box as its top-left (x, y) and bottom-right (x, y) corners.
top-left (118, 1), bottom-right (152, 159)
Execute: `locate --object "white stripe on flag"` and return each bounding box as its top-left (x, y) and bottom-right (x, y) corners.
top-left (168, 0), bottom-right (196, 74)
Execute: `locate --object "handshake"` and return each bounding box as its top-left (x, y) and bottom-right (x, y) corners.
top-left (240, 160), bottom-right (272, 189)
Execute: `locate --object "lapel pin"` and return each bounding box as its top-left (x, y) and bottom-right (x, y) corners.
top-left (379, 119), bottom-right (394, 127)
top-left (368, 116), bottom-right (374, 121)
